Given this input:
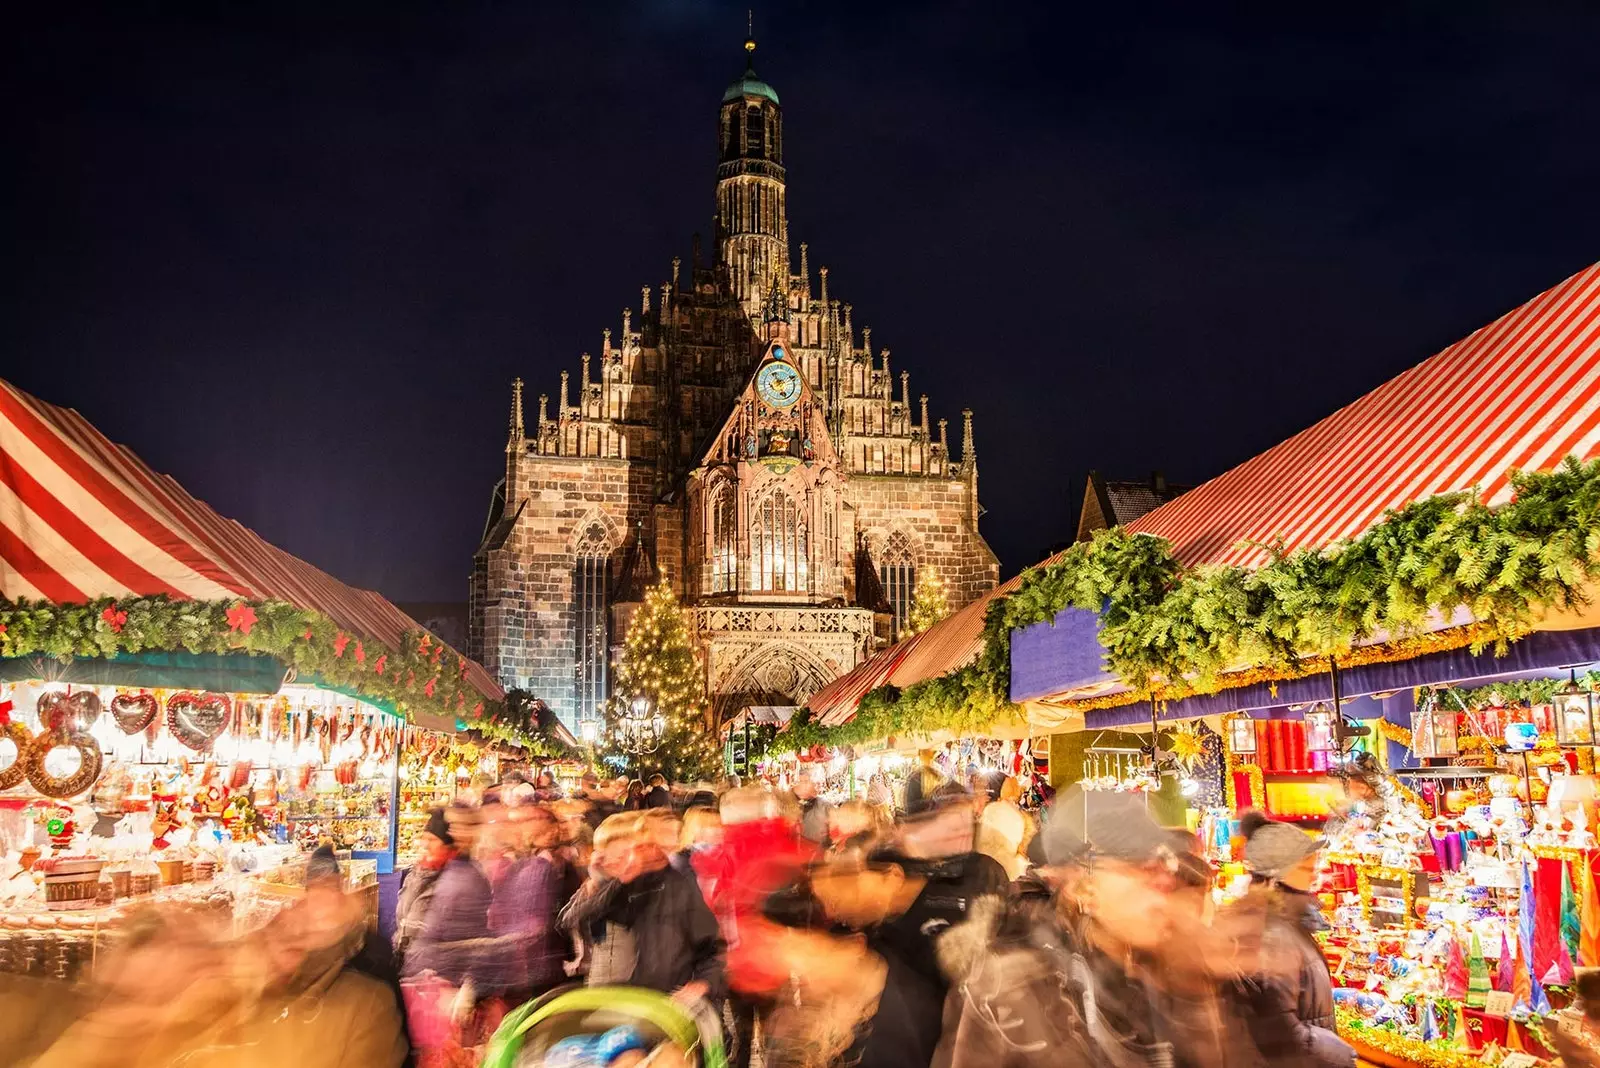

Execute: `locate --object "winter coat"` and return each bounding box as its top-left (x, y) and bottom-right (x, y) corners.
top-left (643, 785), bottom-right (672, 810)
top-left (934, 894), bottom-right (1252, 1068)
top-left (10, 935), bottom-right (406, 1068)
top-left (487, 853), bottom-right (566, 992)
top-left (868, 848), bottom-right (1009, 995)
top-left (694, 817), bottom-right (818, 997)
top-left (559, 863), bottom-right (727, 999)
top-left (1226, 886), bottom-right (1354, 1068)
top-left (398, 856), bottom-right (495, 987)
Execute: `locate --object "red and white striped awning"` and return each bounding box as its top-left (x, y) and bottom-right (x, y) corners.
top-left (1128, 261), bottom-right (1600, 567)
top-left (0, 379), bottom-right (502, 701)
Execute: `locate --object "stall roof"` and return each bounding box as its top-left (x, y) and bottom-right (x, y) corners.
top-left (1125, 261), bottom-right (1600, 568)
top-left (0, 378), bottom-right (503, 703)
top-left (1014, 259), bottom-right (1600, 709)
top-left (809, 560), bottom-right (1057, 726)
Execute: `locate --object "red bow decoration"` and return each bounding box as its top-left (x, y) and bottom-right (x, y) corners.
top-left (101, 605), bottom-right (128, 633)
top-left (226, 603), bottom-right (257, 635)
top-left (333, 633), bottom-right (350, 658)
top-left (424, 678), bottom-right (436, 698)
top-left (0, 699), bottom-right (12, 726)
top-left (373, 654), bottom-right (387, 677)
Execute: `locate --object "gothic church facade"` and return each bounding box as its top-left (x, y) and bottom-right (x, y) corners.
top-left (469, 41), bottom-right (999, 735)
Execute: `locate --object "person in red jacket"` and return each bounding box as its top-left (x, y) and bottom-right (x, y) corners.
top-left (692, 786), bottom-right (818, 1068)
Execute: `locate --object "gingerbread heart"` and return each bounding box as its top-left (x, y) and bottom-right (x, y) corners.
top-left (110, 692), bottom-right (159, 734)
top-left (166, 691), bottom-right (232, 752)
top-left (67, 690), bottom-right (104, 727)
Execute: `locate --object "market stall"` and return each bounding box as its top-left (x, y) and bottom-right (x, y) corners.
top-left (0, 377), bottom-right (514, 972)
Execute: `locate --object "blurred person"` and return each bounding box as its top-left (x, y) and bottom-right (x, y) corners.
top-left (675, 804), bottom-right (723, 873)
top-left (828, 798), bottom-right (889, 858)
top-left (1224, 814), bottom-right (1354, 1068)
top-left (393, 807), bottom-right (498, 1064)
top-left (20, 898), bottom-right (405, 1068)
top-left (643, 772), bottom-right (673, 809)
top-left (486, 803), bottom-right (568, 1001)
top-left (870, 781), bottom-right (1008, 991)
top-left (935, 789), bottom-right (1252, 1068)
top-left (975, 775), bottom-right (1033, 879)
top-left (573, 772), bottom-right (618, 830)
top-left (793, 766), bottom-right (833, 843)
top-left (694, 786), bottom-right (819, 1068)
top-left (622, 778), bottom-right (647, 811)
top-left (558, 811), bottom-right (726, 1002)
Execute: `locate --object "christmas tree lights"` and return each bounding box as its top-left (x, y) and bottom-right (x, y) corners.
top-left (602, 579), bottom-right (720, 781)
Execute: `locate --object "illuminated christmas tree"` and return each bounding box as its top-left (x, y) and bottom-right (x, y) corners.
top-left (906, 567), bottom-right (950, 634)
top-left (603, 579), bottom-right (720, 781)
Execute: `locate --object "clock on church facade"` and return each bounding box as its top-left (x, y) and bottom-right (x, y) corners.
top-left (469, 38), bottom-right (999, 734)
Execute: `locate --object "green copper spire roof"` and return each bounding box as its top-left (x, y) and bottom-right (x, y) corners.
top-left (724, 33), bottom-right (779, 105)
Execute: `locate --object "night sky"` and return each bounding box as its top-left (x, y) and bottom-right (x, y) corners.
top-left (6, 2), bottom-right (1600, 602)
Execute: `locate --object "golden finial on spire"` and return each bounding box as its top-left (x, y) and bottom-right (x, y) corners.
top-left (745, 10), bottom-right (757, 65)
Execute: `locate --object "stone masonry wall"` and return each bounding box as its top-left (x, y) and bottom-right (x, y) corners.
top-left (848, 475), bottom-right (1000, 610)
top-left (477, 455), bottom-right (658, 725)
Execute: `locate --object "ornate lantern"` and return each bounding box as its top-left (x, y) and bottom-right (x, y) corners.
top-left (1556, 671), bottom-right (1595, 747)
top-left (615, 695), bottom-right (665, 755)
top-left (1303, 704), bottom-right (1336, 754)
top-left (1228, 715), bottom-right (1258, 756)
top-left (1412, 688), bottom-right (1461, 759)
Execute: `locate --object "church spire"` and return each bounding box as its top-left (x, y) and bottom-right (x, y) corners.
top-left (716, 22), bottom-right (787, 319)
top-left (506, 377), bottom-right (525, 452)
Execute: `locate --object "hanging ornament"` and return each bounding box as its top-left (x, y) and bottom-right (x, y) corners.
top-left (109, 691), bottom-right (159, 734)
top-left (0, 700), bottom-right (28, 791)
top-left (166, 691), bottom-right (231, 752)
top-left (24, 727), bottom-right (104, 798)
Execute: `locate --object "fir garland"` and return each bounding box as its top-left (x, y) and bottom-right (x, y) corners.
top-left (0, 595), bottom-right (520, 740)
top-left (775, 458), bottom-right (1600, 754)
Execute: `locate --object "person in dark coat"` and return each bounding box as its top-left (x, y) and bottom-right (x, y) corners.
top-left (934, 788), bottom-right (1255, 1068)
top-left (486, 805), bottom-right (568, 999)
top-left (558, 811), bottom-right (726, 1002)
top-left (1225, 815), bottom-right (1354, 1068)
top-left (394, 809), bottom-right (494, 988)
top-left (642, 774), bottom-right (673, 810)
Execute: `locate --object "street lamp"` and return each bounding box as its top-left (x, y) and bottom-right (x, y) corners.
top-left (1556, 670), bottom-right (1595, 747)
top-left (616, 695), bottom-right (666, 756)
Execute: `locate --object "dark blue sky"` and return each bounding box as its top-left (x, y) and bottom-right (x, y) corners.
top-left (6, 2), bottom-right (1599, 600)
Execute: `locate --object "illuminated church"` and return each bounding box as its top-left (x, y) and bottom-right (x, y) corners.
top-left (469, 38), bottom-right (999, 735)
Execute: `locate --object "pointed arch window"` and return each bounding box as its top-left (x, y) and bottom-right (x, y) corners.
top-left (711, 483), bottom-right (737, 593)
top-left (751, 488), bottom-right (807, 593)
top-left (746, 105), bottom-right (765, 161)
top-left (572, 524), bottom-right (611, 729)
top-left (879, 530), bottom-right (916, 639)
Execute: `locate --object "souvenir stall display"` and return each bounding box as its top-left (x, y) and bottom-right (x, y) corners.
top-left (396, 725), bottom-right (486, 865)
top-left (1295, 684), bottom-right (1600, 1068)
top-left (0, 676), bottom-right (403, 963)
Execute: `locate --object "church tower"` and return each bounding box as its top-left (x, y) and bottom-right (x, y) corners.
top-left (716, 34), bottom-right (788, 318)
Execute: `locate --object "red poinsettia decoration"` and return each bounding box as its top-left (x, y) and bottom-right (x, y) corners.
top-left (354, 641), bottom-right (365, 664)
top-left (333, 633), bottom-right (350, 658)
top-left (0, 699), bottom-right (12, 725)
top-left (373, 653), bottom-right (387, 676)
top-left (225, 603), bottom-right (257, 635)
top-left (101, 605), bottom-right (128, 633)
top-left (431, 644), bottom-right (443, 665)
top-left (302, 627), bottom-right (313, 642)
top-left (456, 693), bottom-right (466, 710)
top-left (405, 670), bottom-right (415, 689)
top-left (458, 657), bottom-right (468, 680)
top-left (471, 702), bottom-right (483, 718)
top-left (424, 678), bottom-right (436, 698)
top-left (417, 634), bottom-right (432, 654)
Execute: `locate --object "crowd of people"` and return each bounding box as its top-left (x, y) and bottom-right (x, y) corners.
top-left (0, 763), bottom-right (1367, 1068)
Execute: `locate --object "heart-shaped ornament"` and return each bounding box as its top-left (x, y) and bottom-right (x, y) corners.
top-left (166, 691), bottom-right (232, 752)
top-left (110, 692), bottom-right (159, 734)
top-left (36, 691), bottom-right (71, 731)
top-left (68, 690), bottom-right (104, 728)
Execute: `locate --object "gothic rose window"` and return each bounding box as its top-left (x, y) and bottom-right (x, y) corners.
top-left (879, 530), bottom-right (916, 640)
top-left (751, 488), bottom-right (807, 593)
top-left (572, 524), bottom-right (610, 731)
top-left (711, 483), bottom-right (737, 593)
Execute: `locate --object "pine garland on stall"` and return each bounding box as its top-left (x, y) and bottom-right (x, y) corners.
top-left (602, 580), bottom-right (720, 781)
top-left (771, 458), bottom-right (1600, 754)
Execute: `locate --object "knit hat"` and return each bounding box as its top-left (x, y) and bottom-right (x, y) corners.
top-left (424, 806), bottom-right (454, 847)
top-left (1041, 786), bottom-right (1170, 866)
top-left (1243, 820), bottom-right (1325, 878)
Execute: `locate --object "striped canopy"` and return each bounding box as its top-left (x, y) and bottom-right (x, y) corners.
top-left (0, 378), bottom-right (502, 702)
top-left (1127, 261), bottom-right (1600, 567)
